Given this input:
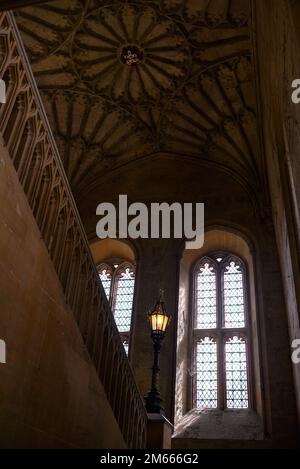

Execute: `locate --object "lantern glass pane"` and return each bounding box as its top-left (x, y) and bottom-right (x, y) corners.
top-left (162, 315), bottom-right (169, 332)
top-left (156, 313), bottom-right (164, 331)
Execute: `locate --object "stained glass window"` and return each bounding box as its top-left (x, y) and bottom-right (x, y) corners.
top-left (195, 337), bottom-right (218, 408)
top-left (98, 265), bottom-right (112, 300)
top-left (97, 261), bottom-right (135, 355)
top-left (193, 253), bottom-right (250, 410)
top-left (113, 267), bottom-right (135, 333)
top-left (225, 336), bottom-right (249, 409)
top-left (223, 261), bottom-right (245, 329)
top-left (196, 262), bottom-right (217, 329)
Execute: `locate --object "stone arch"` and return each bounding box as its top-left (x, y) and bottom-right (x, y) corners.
top-left (174, 226), bottom-right (264, 442)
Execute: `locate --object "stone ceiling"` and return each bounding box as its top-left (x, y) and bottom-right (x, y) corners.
top-left (15, 0), bottom-right (261, 200)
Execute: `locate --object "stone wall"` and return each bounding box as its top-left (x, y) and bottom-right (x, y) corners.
top-left (253, 0), bottom-right (300, 424)
top-left (0, 135), bottom-right (125, 448)
top-left (80, 153), bottom-right (299, 447)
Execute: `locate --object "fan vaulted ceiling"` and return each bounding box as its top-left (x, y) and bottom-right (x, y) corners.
top-left (15, 0), bottom-right (261, 199)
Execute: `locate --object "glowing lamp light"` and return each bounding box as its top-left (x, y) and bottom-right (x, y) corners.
top-left (148, 296), bottom-right (171, 338)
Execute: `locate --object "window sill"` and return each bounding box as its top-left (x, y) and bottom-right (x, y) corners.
top-left (173, 409), bottom-right (264, 441)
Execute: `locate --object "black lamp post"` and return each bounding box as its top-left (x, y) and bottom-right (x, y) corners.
top-left (144, 291), bottom-right (171, 415)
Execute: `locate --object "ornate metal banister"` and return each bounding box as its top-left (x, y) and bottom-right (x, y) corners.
top-left (0, 11), bottom-right (147, 449)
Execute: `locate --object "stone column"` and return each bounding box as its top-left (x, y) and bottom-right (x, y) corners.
top-left (130, 238), bottom-right (181, 423)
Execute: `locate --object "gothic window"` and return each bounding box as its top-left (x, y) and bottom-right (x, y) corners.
top-left (193, 253), bottom-right (250, 410)
top-left (98, 264), bottom-right (112, 300)
top-left (97, 261), bottom-right (135, 354)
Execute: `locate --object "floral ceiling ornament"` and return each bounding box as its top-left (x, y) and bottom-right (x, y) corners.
top-left (120, 45), bottom-right (144, 66)
top-left (72, 4), bottom-right (190, 100)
